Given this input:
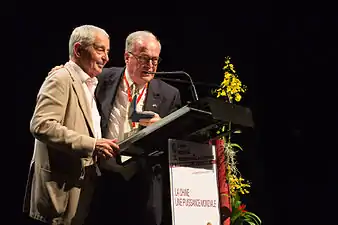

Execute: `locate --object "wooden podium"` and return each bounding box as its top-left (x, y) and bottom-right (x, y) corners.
top-left (104, 97), bottom-right (254, 225)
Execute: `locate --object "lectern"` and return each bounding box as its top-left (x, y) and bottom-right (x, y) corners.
top-left (104, 97), bottom-right (254, 225)
top-left (113, 97), bottom-right (253, 157)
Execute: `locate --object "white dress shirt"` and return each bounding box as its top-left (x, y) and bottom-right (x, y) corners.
top-left (68, 61), bottom-right (102, 139)
top-left (106, 70), bottom-right (147, 141)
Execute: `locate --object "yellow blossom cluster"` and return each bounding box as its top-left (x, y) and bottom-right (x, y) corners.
top-left (215, 56), bottom-right (247, 103)
top-left (228, 172), bottom-right (251, 197)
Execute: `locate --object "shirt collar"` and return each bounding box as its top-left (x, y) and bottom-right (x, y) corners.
top-left (68, 60), bottom-right (98, 86)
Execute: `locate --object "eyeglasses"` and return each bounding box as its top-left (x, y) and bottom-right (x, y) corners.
top-left (128, 51), bottom-right (162, 66)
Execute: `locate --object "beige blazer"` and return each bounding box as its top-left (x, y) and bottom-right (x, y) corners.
top-left (23, 62), bottom-right (97, 224)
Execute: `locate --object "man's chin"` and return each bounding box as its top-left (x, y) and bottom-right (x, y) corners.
top-left (142, 75), bottom-right (154, 82)
top-left (90, 69), bottom-right (103, 77)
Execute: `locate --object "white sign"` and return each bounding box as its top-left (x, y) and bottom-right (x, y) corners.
top-left (168, 139), bottom-right (220, 225)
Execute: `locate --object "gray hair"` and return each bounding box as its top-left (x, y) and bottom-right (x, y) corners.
top-left (68, 25), bottom-right (109, 58)
top-left (125, 30), bottom-right (161, 53)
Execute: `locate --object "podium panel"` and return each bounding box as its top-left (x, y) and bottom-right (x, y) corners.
top-left (168, 139), bottom-right (220, 225)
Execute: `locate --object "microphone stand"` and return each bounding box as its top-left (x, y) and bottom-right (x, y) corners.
top-left (158, 77), bottom-right (220, 88)
top-left (146, 71), bottom-right (199, 102)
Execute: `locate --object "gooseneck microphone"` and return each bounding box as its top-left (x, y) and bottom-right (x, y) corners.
top-left (144, 71), bottom-right (199, 102)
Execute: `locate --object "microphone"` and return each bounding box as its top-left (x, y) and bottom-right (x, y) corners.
top-left (144, 71), bottom-right (199, 101)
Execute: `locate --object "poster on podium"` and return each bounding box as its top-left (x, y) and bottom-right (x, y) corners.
top-left (168, 139), bottom-right (220, 225)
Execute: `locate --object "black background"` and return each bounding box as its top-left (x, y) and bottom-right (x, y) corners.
top-left (15, 9), bottom-right (337, 225)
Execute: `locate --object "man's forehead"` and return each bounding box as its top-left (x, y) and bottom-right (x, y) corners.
top-left (94, 35), bottom-right (109, 46)
top-left (94, 32), bottom-right (109, 41)
top-left (135, 41), bottom-right (159, 53)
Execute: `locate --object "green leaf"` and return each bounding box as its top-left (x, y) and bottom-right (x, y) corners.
top-left (245, 222), bottom-right (257, 225)
top-left (232, 218), bottom-right (244, 225)
top-left (231, 143), bottom-right (243, 151)
top-left (231, 212), bottom-right (242, 224)
top-left (222, 126), bottom-right (226, 132)
top-left (243, 212), bottom-right (262, 225)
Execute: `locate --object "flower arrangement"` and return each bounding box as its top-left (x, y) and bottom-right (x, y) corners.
top-left (213, 56), bottom-right (261, 225)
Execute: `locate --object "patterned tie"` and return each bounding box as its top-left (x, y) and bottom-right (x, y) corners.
top-left (132, 83), bottom-right (139, 97)
top-left (127, 83), bottom-right (140, 136)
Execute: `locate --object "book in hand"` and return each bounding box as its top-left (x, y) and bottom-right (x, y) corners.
top-left (130, 111), bottom-right (155, 122)
top-left (129, 95), bottom-right (155, 122)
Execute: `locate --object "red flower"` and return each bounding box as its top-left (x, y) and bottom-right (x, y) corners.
top-left (238, 204), bottom-right (247, 213)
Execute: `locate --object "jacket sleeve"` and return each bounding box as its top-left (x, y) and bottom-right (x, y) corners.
top-left (30, 71), bottom-right (95, 157)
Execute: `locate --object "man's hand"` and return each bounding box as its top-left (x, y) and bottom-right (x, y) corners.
top-left (93, 138), bottom-right (119, 160)
top-left (48, 65), bottom-right (64, 75)
top-left (139, 112), bottom-right (161, 126)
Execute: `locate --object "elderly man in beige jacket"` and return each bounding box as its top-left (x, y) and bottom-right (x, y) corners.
top-left (23, 25), bottom-right (119, 225)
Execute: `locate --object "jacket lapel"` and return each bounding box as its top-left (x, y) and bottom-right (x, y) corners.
top-left (144, 79), bottom-right (162, 114)
top-left (64, 64), bottom-right (95, 137)
top-left (98, 69), bottom-right (124, 123)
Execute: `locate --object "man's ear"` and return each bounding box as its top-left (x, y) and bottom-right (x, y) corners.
top-left (124, 51), bottom-right (130, 64)
top-left (73, 42), bottom-right (82, 57)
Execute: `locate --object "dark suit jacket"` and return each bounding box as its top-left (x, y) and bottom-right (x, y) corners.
top-left (94, 67), bottom-right (181, 178)
top-left (95, 66), bottom-right (181, 138)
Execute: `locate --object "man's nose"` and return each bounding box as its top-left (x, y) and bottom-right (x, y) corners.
top-left (103, 53), bottom-right (109, 63)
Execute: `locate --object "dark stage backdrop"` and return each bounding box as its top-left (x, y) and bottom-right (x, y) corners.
top-left (16, 14), bottom-right (337, 225)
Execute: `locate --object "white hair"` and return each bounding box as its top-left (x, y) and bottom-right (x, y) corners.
top-left (125, 30), bottom-right (161, 53)
top-left (68, 25), bottom-right (109, 58)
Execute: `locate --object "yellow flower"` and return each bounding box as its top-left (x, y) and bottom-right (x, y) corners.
top-left (224, 72), bottom-right (231, 79)
top-left (227, 172), bottom-right (251, 197)
top-left (229, 64), bottom-right (236, 73)
top-left (215, 56), bottom-right (246, 103)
